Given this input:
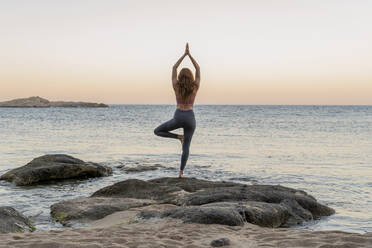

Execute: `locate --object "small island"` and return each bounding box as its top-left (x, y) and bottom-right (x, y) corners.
top-left (0, 96), bottom-right (108, 108)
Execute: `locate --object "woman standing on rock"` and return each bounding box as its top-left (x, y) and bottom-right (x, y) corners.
top-left (154, 43), bottom-right (200, 178)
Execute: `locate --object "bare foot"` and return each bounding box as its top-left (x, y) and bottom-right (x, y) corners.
top-left (177, 135), bottom-right (184, 145)
top-left (178, 170), bottom-right (184, 178)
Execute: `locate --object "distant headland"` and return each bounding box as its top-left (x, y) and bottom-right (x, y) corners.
top-left (0, 96), bottom-right (108, 108)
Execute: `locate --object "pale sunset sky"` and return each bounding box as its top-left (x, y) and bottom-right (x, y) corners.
top-left (1, 0), bottom-right (371, 104)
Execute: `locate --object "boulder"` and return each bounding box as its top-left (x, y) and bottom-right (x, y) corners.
top-left (92, 178), bottom-right (334, 219)
top-left (0, 207), bottom-right (34, 233)
top-left (52, 177), bottom-right (335, 228)
top-left (0, 154), bottom-right (112, 186)
top-left (51, 197), bottom-right (154, 225)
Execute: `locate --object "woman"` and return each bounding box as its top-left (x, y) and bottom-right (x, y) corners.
top-left (154, 43), bottom-right (200, 178)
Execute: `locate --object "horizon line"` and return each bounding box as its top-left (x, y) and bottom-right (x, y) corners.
top-left (107, 103), bottom-right (372, 106)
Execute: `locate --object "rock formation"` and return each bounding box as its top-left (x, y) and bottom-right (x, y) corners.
top-left (50, 177), bottom-right (335, 228)
top-left (0, 154), bottom-right (112, 186)
top-left (0, 96), bottom-right (108, 108)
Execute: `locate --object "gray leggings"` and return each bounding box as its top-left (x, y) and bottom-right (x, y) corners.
top-left (154, 109), bottom-right (196, 171)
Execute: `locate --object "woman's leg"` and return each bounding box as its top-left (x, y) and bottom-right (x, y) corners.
top-left (180, 117), bottom-right (196, 171)
top-left (154, 118), bottom-right (181, 139)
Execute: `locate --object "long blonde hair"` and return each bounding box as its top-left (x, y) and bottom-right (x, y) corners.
top-left (177, 68), bottom-right (196, 100)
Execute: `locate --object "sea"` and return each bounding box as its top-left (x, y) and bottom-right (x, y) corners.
top-left (0, 105), bottom-right (371, 233)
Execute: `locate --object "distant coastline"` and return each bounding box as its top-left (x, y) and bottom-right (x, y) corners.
top-left (0, 96), bottom-right (108, 108)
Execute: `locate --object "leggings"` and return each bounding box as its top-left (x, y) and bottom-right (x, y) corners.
top-left (154, 109), bottom-right (196, 171)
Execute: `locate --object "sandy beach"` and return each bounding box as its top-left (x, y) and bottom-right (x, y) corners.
top-left (1, 204), bottom-right (372, 248)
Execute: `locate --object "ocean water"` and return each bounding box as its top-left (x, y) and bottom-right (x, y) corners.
top-left (0, 105), bottom-right (371, 233)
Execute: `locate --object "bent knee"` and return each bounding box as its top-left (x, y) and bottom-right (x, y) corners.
top-left (154, 127), bottom-right (161, 136)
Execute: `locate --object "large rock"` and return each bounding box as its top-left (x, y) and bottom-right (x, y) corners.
top-left (52, 177), bottom-right (335, 228)
top-left (0, 154), bottom-right (112, 186)
top-left (0, 207), bottom-right (34, 233)
top-left (0, 96), bottom-right (108, 108)
top-left (51, 197), bottom-right (154, 225)
top-left (94, 178), bottom-right (334, 219)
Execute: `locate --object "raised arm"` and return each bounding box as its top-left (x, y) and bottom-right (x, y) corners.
top-left (188, 53), bottom-right (200, 88)
top-left (172, 53), bottom-right (187, 87)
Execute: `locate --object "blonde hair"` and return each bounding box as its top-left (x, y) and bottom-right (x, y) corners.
top-left (177, 68), bottom-right (196, 100)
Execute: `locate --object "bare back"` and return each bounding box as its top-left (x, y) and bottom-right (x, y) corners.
top-left (174, 84), bottom-right (199, 110)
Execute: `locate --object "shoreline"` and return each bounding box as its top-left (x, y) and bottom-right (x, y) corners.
top-left (1, 207), bottom-right (371, 248)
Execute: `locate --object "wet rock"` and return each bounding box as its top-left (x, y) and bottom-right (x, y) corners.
top-left (50, 197), bottom-right (154, 225)
top-left (92, 178), bottom-right (334, 220)
top-left (0, 154), bottom-right (112, 186)
top-left (211, 237), bottom-right (231, 247)
top-left (0, 207), bottom-right (35, 233)
top-left (280, 199), bottom-right (313, 227)
top-left (91, 179), bottom-right (185, 203)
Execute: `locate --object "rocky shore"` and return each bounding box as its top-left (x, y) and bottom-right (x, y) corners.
top-left (1, 154), bottom-right (371, 247)
top-left (0, 96), bottom-right (108, 108)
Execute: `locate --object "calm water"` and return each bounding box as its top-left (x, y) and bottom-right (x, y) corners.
top-left (0, 105), bottom-right (371, 233)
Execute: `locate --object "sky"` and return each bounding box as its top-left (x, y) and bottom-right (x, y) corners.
top-left (1, 0), bottom-right (371, 105)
